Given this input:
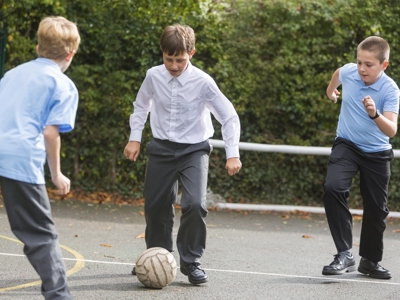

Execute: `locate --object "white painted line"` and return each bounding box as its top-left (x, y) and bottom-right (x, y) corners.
top-left (0, 252), bottom-right (133, 266)
top-left (0, 252), bottom-right (24, 257)
top-left (205, 268), bottom-right (400, 285)
top-left (64, 258), bottom-right (134, 266)
top-left (2, 253), bottom-right (398, 286)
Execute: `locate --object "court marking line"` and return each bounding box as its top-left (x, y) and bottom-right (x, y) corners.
top-left (1, 251), bottom-right (399, 287)
top-left (205, 268), bottom-right (400, 286)
top-left (0, 235), bottom-right (85, 292)
top-left (0, 253), bottom-right (134, 265)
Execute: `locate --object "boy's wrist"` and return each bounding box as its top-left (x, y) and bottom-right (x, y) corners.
top-left (369, 109), bottom-right (380, 119)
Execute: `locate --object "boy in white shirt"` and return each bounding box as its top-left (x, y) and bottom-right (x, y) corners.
top-left (124, 24), bottom-right (241, 284)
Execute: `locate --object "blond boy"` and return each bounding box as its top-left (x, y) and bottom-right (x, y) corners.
top-left (0, 16), bottom-right (80, 298)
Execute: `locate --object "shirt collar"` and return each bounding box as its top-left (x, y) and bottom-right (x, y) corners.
top-left (351, 70), bottom-right (386, 91)
top-left (36, 57), bottom-right (60, 69)
top-left (164, 61), bottom-right (193, 86)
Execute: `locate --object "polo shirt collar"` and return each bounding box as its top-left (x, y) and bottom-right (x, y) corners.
top-left (352, 70), bottom-right (387, 91)
top-left (36, 57), bottom-right (60, 69)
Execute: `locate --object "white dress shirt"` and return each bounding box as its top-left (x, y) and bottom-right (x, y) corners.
top-left (129, 62), bottom-right (240, 159)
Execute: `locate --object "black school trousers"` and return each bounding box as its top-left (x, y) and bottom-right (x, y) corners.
top-left (143, 138), bottom-right (212, 265)
top-left (0, 176), bottom-right (71, 300)
top-left (322, 137), bottom-right (393, 262)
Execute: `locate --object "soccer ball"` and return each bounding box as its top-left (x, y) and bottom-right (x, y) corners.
top-left (135, 247), bottom-right (177, 289)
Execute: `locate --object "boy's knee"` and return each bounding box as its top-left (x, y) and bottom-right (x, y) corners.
top-left (182, 202), bottom-right (208, 217)
top-left (322, 182), bottom-right (349, 203)
top-left (323, 182), bottom-right (336, 196)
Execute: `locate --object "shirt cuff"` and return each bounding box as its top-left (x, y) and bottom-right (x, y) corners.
top-left (225, 146), bottom-right (240, 159)
top-left (129, 131), bottom-right (142, 142)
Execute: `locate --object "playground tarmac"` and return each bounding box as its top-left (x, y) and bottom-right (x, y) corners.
top-left (1, 198), bottom-right (400, 299)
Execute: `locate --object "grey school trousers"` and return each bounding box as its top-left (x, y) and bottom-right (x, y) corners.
top-left (144, 138), bottom-right (211, 265)
top-left (322, 137), bottom-right (392, 263)
top-left (0, 176), bottom-right (72, 300)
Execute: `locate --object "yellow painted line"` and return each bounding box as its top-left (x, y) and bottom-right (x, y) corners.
top-left (0, 235), bottom-right (22, 244)
top-left (62, 244), bottom-right (85, 276)
top-left (0, 235), bottom-right (85, 292)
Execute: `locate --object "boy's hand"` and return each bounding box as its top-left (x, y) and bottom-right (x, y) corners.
top-left (124, 141), bottom-right (141, 161)
top-left (52, 173), bottom-right (71, 195)
top-left (362, 95), bottom-right (377, 117)
top-left (226, 157), bottom-right (242, 176)
top-left (329, 89), bottom-right (340, 103)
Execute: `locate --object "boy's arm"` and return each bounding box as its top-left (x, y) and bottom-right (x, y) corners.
top-left (326, 68), bottom-right (341, 103)
top-left (124, 74), bottom-right (152, 162)
top-left (129, 73), bottom-right (153, 143)
top-left (362, 95), bottom-right (398, 138)
top-left (205, 82), bottom-right (242, 176)
top-left (376, 111), bottom-right (398, 138)
top-left (43, 125), bottom-right (70, 195)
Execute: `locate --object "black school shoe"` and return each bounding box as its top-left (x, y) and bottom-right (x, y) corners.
top-left (322, 253), bottom-right (356, 275)
top-left (358, 258), bottom-right (391, 279)
top-left (180, 262), bottom-right (209, 284)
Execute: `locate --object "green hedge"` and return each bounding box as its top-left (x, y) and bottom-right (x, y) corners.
top-left (3, 0), bottom-right (400, 210)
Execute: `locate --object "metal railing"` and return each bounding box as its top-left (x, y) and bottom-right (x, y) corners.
top-left (209, 139), bottom-right (400, 217)
top-left (209, 139), bottom-right (400, 157)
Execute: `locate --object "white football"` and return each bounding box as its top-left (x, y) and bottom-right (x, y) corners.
top-left (135, 247), bottom-right (177, 289)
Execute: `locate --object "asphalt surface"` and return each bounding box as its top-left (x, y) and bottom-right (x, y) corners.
top-left (1, 199), bottom-right (400, 299)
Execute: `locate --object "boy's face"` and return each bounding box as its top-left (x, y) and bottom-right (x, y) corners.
top-left (163, 50), bottom-right (195, 77)
top-left (357, 50), bottom-right (388, 86)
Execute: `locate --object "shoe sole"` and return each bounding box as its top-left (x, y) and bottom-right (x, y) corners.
top-left (358, 266), bottom-right (392, 279)
top-left (322, 265), bottom-right (356, 275)
top-left (180, 267), bottom-right (209, 284)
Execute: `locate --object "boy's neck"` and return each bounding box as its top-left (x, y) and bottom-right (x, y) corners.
top-left (364, 71), bottom-right (384, 86)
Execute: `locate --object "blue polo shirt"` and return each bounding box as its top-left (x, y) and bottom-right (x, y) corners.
top-left (337, 63), bottom-right (399, 152)
top-left (0, 58), bottom-right (78, 184)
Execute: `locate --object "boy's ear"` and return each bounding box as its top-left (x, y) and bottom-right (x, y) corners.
top-left (189, 49), bottom-right (196, 59)
top-left (65, 50), bottom-right (76, 62)
top-left (382, 60), bottom-right (389, 70)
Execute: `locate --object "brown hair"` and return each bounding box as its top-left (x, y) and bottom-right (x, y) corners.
top-left (160, 24), bottom-right (195, 56)
top-left (357, 36), bottom-right (390, 63)
top-left (37, 16), bottom-right (81, 60)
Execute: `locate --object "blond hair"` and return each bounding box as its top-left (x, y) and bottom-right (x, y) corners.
top-left (357, 36), bottom-right (390, 63)
top-left (37, 16), bottom-right (80, 60)
top-left (160, 24), bottom-right (195, 56)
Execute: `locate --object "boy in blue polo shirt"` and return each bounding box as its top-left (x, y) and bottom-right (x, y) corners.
top-left (0, 16), bottom-right (80, 299)
top-left (322, 36), bottom-right (399, 279)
